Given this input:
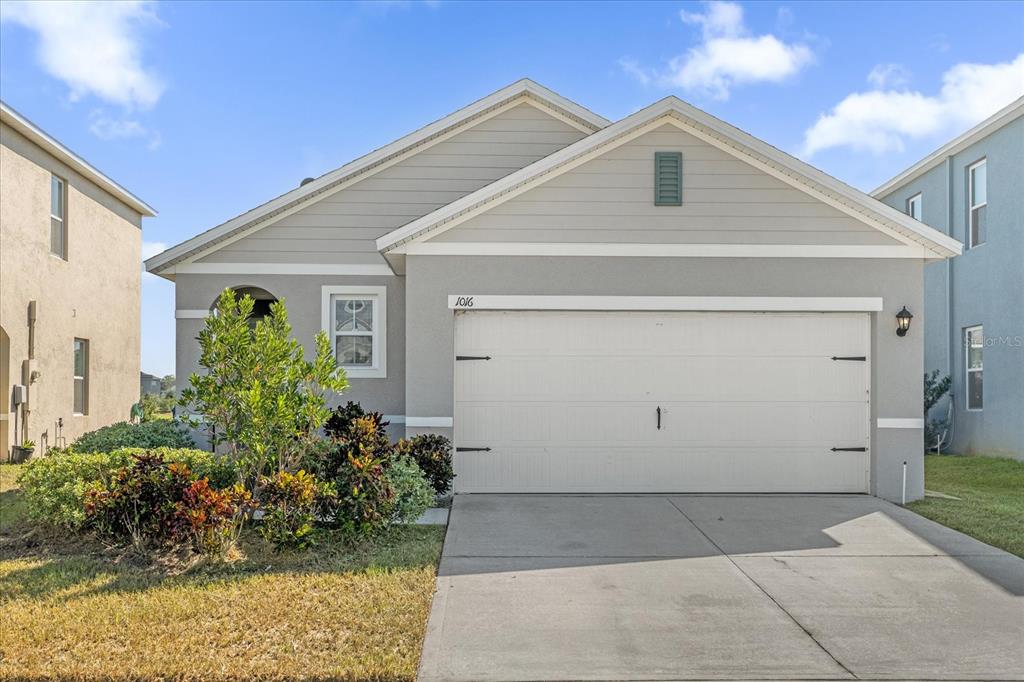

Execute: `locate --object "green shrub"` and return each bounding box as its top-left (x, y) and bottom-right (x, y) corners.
top-left (85, 452), bottom-right (249, 555)
top-left (71, 420), bottom-right (194, 453)
top-left (257, 470), bottom-right (336, 550)
top-left (394, 434), bottom-right (454, 496)
top-left (302, 418), bottom-right (395, 538)
top-left (140, 392), bottom-right (176, 418)
top-left (323, 402), bottom-right (390, 444)
top-left (180, 289), bottom-right (348, 485)
top-left (386, 455), bottom-right (434, 524)
top-left (17, 447), bottom-right (236, 528)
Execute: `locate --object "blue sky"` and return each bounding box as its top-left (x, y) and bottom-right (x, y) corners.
top-left (2, 0), bottom-right (1022, 376)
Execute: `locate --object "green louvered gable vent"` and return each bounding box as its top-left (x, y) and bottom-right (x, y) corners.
top-left (654, 152), bottom-right (683, 206)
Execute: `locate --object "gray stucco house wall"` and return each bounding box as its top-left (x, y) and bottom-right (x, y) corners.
top-left (875, 102), bottom-right (1023, 458)
top-left (149, 80), bottom-right (962, 502)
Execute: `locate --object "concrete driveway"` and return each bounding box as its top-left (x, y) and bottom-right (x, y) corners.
top-left (418, 495), bottom-right (1024, 682)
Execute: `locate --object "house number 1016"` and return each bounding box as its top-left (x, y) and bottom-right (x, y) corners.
top-left (454, 296), bottom-right (474, 308)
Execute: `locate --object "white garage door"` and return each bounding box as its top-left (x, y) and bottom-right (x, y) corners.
top-left (454, 311), bottom-right (870, 493)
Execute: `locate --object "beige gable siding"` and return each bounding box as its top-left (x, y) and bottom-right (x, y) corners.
top-left (198, 103), bottom-right (588, 264)
top-left (431, 124), bottom-right (901, 246)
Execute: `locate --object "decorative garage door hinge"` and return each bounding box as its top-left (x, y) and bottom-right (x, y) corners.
top-left (831, 356), bottom-right (867, 361)
top-left (456, 447), bottom-right (492, 452)
top-left (831, 447), bottom-right (867, 452)
top-left (456, 355), bottom-right (492, 361)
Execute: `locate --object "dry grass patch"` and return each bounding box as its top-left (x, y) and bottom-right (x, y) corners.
top-left (0, 464), bottom-right (445, 681)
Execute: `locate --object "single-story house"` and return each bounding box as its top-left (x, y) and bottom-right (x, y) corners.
top-left (146, 79), bottom-right (961, 502)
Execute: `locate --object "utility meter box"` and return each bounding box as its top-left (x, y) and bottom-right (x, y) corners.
top-left (12, 384), bottom-right (27, 406)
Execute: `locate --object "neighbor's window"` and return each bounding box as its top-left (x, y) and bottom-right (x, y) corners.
top-left (965, 326), bottom-right (983, 411)
top-left (73, 338), bottom-right (89, 414)
top-left (968, 159), bottom-right (986, 248)
top-left (322, 286), bottom-right (386, 378)
top-left (906, 193), bottom-right (922, 221)
top-left (51, 175), bottom-right (67, 258)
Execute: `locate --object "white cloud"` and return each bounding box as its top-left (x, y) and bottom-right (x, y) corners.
top-left (633, 1), bottom-right (813, 100)
top-left (867, 63), bottom-right (910, 89)
top-left (619, 58), bottom-right (652, 86)
top-left (1, 0), bottom-right (163, 109)
top-left (89, 111), bottom-right (162, 150)
top-left (803, 54), bottom-right (1024, 156)
top-left (141, 241), bottom-right (167, 279)
top-left (142, 241), bottom-right (167, 261)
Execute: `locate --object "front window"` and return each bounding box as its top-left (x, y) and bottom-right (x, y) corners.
top-left (51, 175), bottom-right (67, 258)
top-left (965, 326), bottom-right (983, 411)
top-left (968, 159), bottom-right (986, 248)
top-left (74, 338), bottom-right (89, 414)
top-left (906, 193), bottom-right (922, 221)
top-left (322, 286), bottom-right (386, 378)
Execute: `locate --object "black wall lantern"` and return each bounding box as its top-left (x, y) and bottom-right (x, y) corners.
top-left (896, 306), bottom-right (913, 337)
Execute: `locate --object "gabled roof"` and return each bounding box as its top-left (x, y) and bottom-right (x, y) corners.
top-left (1, 100), bottom-right (156, 217)
top-left (145, 79), bottom-right (608, 275)
top-left (376, 96), bottom-right (962, 260)
top-left (872, 97), bottom-right (1024, 198)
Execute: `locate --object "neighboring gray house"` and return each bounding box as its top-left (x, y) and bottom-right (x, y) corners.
top-left (147, 79), bottom-right (961, 502)
top-left (140, 372), bottom-right (163, 397)
top-left (873, 98), bottom-right (1023, 459)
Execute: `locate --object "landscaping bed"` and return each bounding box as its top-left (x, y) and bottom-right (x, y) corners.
top-left (1, 463), bottom-right (445, 681)
top-left (908, 454), bottom-right (1024, 558)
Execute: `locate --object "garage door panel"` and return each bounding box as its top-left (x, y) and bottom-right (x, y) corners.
top-left (456, 311), bottom-right (868, 358)
top-left (456, 402), bottom-right (866, 444)
top-left (454, 311), bottom-right (869, 493)
top-left (455, 447), bottom-right (869, 493)
top-left (457, 357), bottom-right (866, 402)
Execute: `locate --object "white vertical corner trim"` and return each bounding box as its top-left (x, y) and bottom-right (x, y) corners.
top-left (405, 417), bottom-right (454, 428)
top-left (321, 285), bottom-right (388, 378)
top-left (175, 309), bottom-right (210, 319)
top-left (447, 295), bottom-right (885, 312)
top-left (877, 418), bottom-right (925, 429)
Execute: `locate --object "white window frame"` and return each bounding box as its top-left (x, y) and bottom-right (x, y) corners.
top-left (321, 285), bottom-right (387, 378)
top-left (51, 174), bottom-right (67, 259)
top-left (73, 338), bottom-right (88, 415)
top-left (967, 159), bottom-right (987, 249)
top-left (964, 325), bottom-right (983, 412)
top-left (906, 193), bottom-right (922, 221)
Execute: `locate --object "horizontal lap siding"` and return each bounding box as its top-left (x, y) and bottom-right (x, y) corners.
top-left (198, 103), bottom-right (588, 264)
top-left (433, 124), bottom-right (899, 246)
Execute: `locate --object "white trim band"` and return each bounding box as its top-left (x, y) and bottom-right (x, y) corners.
top-left (406, 417), bottom-right (454, 428)
top-left (168, 263), bottom-right (395, 276)
top-left (176, 309), bottom-right (210, 319)
top-left (402, 242), bottom-right (934, 259)
top-left (877, 418), bottom-right (925, 429)
top-left (384, 415), bottom-right (406, 424)
top-left (448, 295), bottom-right (884, 312)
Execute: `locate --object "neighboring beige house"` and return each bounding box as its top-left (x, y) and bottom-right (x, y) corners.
top-left (1, 101), bottom-right (155, 458)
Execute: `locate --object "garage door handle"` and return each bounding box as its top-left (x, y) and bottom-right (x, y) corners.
top-left (456, 355), bottom-right (492, 361)
top-left (831, 447), bottom-right (867, 452)
top-left (656, 406), bottom-right (662, 430)
top-left (831, 356), bottom-right (866, 361)
top-left (456, 447), bottom-right (491, 452)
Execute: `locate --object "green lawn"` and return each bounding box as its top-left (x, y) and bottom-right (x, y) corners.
top-left (908, 454), bottom-right (1024, 558)
top-left (0, 463), bottom-right (445, 681)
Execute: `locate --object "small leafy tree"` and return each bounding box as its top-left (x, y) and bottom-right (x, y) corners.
top-left (180, 289), bottom-right (348, 486)
top-left (923, 370), bottom-right (952, 451)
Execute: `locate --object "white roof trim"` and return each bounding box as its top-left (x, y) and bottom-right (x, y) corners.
top-left (1, 100), bottom-right (156, 217)
top-left (377, 97), bottom-right (962, 259)
top-left (145, 79), bottom-right (607, 275)
top-left (872, 97), bottom-right (1024, 198)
